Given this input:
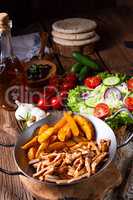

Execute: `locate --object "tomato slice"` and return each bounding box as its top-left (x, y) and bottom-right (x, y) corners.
top-left (124, 97), bottom-right (133, 111)
top-left (127, 78), bottom-right (133, 91)
top-left (93, 103), bottom-right (110, 118)
top-left (84, 76), bottom-right (102, 89)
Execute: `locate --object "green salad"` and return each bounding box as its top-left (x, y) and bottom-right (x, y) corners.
top-left (67, 72), bottom-right (133, 130)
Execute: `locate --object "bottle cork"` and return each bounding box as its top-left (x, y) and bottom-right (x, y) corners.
top-left (0, 12), bottom-right (9, 32)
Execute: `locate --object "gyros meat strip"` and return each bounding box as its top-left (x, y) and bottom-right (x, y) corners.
top-left (99, 139), bottom-right (111, 153)
top-left (85, 156), bottom-right (91, 177)
top-left (91, 152), bottom-right (108, 174)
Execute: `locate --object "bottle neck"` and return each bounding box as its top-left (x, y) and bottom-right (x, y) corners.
top-left (0, 30), bottom-right (14, 60)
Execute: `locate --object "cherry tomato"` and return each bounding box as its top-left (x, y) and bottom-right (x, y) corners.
top-left (65, 73), bottom-right (77, 83)
top-left (127, 78), bottom-right (133, 91)
top-left (60, 90), bottom-right (68, 98)
top-left (93, 103), bottom-right (110, 118)
top-left (37, 98), bottom-right (50, 110)
top-left (62, 82), bottom-right (75, 91)
top-left (46, 85), bottom-right (57, 96)
top-left (124, 97), bottom-right (133, 111)
top-left (84, 76), bottom-right (102, 89)
top-left (31, 94), bottom-right (40, 104)
top-left (51, 96), bottom-right (62, 109)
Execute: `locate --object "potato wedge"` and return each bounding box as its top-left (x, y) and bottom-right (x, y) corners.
top-left (35, 142), bottom-right (48, 158)
top-left (65, 140), bottom-right (76, 147)
top-left (58, 123), bottom-right (71, 142)
top-left (27, 147), bottom-right (37, 160)
top-left (38, 127), bottom-right (55, 143)
top-left (49, 135), bottom-right (58, 144)
top-left (22, 136), bottom-right (38, 150)
top-left (70, 141), bottom-right (88, 150)
top-left (48, 142), bottom-right (66, 152)
top-left (73, 136), bottom-right (87, 143)
top-left (38, 124), bottom-right (49, 135)
top-left (54, 117), bottom-right (66, 131)
top-left (74, 115), bottom-right (94, 140)
top-left (64, 112), bottom-right (79, 137)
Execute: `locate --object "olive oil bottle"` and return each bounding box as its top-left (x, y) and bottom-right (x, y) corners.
top-left (0, 13), bottom-right (27, 110)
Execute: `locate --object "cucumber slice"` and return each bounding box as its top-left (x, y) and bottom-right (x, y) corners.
top-left (103, 76), bottom-right (120, 86)
top-left (85, 97), bottom-right (100, 107)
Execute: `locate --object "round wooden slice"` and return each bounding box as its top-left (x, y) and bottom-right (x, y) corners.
top-left (52, 30), bottom-right (96, 40)
top-left (53, 34), bottom-right (100, 46)
top-left (52, 18), bottom-right (97, 34)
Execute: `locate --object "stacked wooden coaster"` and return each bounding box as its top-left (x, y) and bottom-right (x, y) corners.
top-left (52, 18), bottom-right (100, 57)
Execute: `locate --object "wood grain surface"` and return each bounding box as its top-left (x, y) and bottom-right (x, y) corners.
top-left (0, 110), bottom-right (34, 200)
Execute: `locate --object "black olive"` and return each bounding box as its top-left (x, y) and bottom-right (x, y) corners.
top-left (27, 64), bottom-right (52, 81)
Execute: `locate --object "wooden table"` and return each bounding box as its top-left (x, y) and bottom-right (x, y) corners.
top-left (0, 6), bottom-right (133, 200)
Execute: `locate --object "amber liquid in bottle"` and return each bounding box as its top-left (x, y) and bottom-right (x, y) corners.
top-left (0, 18), bottom-right (27, 111)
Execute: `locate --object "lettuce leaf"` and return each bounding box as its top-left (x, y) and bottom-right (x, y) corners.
top-left (105, 111), bottom-right (133, 130)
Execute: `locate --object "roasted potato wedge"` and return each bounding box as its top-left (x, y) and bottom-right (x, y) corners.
top-left (65, 140), bottom-right (76, 147)
top-left (22, 136), bottom-right (38, 150)
top-left (54, 117), bottom-right (66, 131)
top-left (64, 112), bottom-right (79, 137)
top-left (73, 136), bottom-right (87, 143)
top-left (74, 115), bottom-right (94, 140)
top-left (38, 124), bottom-right (49, 135)
top-left (58, 123), bottom-right (71, 142)
top-left (35, 142), bottom-right (49, 158)
top-left (38, 127), bottom-right (55, 144)
top-left (48, 142), bottom-right (66, 152)
top-left (27, 147), bottom-right (37, 160)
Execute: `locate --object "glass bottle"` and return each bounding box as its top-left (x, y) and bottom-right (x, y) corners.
top-left (0, 13), bottom-right (27, 111)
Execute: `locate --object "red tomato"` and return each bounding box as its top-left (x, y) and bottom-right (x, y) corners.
top-left (32, 94), bottom-right (40, 104)
top-left (127, 78), bottom-right (133, 91)
top-left (93, 103), bottom-right (110, 118)
top-left (46, 85), bottom-right (57, 96)
top-left (124, 97), bottom-right (133, 111)
top-left (65, 73), bottom-right (77, 83)
top-left (62, 82), bottom-right (75, 91)
top-left (84, 76), bottom-right (102, 89)
top-left (51, 96), bottom-right (62, 109)
top-left (37, 98), bottom-right (50, 110)
top-left (60, 90), bottom-right (68, 98)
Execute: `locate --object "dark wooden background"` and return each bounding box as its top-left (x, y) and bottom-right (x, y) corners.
top-left (0, 0), bottom-right (132, 33)
top-left (0, 0), bottom-right (118, 31)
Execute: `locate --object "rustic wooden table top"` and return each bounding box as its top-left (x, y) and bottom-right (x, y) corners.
top-left (0, 6), bottom-right (133, 200)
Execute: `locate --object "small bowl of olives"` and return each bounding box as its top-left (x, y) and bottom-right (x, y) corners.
top-left (25, 59), bottom-right (56, 87)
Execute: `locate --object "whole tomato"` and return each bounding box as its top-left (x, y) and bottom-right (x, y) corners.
top-left (50, 96), bottom-right (62, 109)
top-left (84, 76), bottom-right (102, 89)
top-left (65, 73), bottom-right (77, 83)
top-left (60, 90), bottom-right (68, 98)
top-left (62, 82), bottom-right (75, 91)
top-left (37, 98), bottom-right (50, 110)
top-left (46, 85), bottom-right (57, 97)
